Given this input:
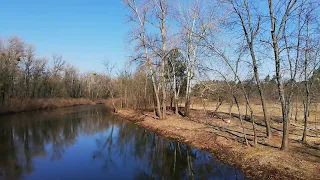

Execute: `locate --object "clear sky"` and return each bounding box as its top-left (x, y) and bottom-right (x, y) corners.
top-left (0, 0), bottom-right (129, 73)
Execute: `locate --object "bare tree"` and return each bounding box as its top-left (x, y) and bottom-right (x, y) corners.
top-left (1, 37), bottom-right (24, 100)
top-left (267, 0), bottom-right (299, 151)
top-left (229, 0), bottom-right (272, 137)
top-left (151, 0), bottom-right (169, 119)
top-left (205, 41), bottom-right (258, 146)
top-left (104, 61), bottom-right (118, 113)
top-left (177, 0), bottom-right (226, 117)
top-left (301, 4), bottom-right (320, 142)
top-left (203, 56), bottom-right (250, 145)
top-left (21, 45), bottom-right (35, 97)
top-left (123, 0), bottom-right (163, 119)
top-left (52, 54), bottom-right (65, 77)
top-left (31, 58), bottom-right (47, 98)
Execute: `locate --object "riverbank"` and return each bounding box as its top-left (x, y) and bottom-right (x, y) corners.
top-left (0, 98), bottom-right (106, 115)
top-left (112, 108), bottom-right (319, 180)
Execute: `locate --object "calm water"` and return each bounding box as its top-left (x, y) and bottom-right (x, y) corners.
top-left (0, 105), bottom-right (247, 180)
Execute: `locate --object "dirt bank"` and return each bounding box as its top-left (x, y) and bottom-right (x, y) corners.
top-left (0, 98), bottom-right (106, 115)
top-left (112, 108), bottom-right (319, 180)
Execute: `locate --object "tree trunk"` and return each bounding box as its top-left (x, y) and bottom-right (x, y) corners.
top-left (268, 0), bottom-right (299, 151)
top-left (173, 65), bottom-right (179, 115)
top-left (185, 65), bottom-right (192, 117)
top-left (152, 79), bottom-right (162, 119)
top-left (259, 89), bottom-right (272, 137)
top-left (144, 38), bottom-right (162, 119)
top-left (160, 2), bottom-right (167, 120)
top-left (144, 76), bottom-right (148, 110)
top-left (248, 26), bottom-right (272, 138)
top-left (250, 110), bottom-right (258, 146)
top-left (175, 98), bottom-right (179, 115)
top-left (302, 21), bottom-right (310, 142)
top-left (234, 95), bottom-right (249, 145)
top-left (277, 63), bottom-right (289, 150)
top-left (302, 101), bottom-right (309, 142)
top-left (315, 104), bottom-right (318, 137)
top-left (214, 100), bottom-right (223, 114)
top-left (185, 96), bottom-right (191, 117)
top-left (268, 0), bottom-right (289, 150)
top-left (161, 81), bottom-right (167, 119)
top-left (233, 0), bottom-right (272, 138)
top-left (184, 20), bottom-right (197, 118)
top-left (250, 54), bottom-right (271, 137)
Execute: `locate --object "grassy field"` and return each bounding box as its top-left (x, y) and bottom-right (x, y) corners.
top-left (190, 99), bottom-right (319, 126)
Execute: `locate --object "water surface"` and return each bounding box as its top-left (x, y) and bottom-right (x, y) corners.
top-left (0, 105), bottom-right (247, 180)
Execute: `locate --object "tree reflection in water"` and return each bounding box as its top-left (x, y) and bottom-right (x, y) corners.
top-left (93, 111), bottom-right (247, 180)
top-left (0, 105), bottom-right (247, 180)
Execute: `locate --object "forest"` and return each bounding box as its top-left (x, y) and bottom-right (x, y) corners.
top-left (0, 36), bottom-right (113, 113)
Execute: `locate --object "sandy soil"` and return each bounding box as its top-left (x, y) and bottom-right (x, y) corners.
top-left (113, 107), bottom-right (320, 180)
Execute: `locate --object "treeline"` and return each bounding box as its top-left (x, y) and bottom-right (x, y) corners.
top-left (119, 0), bottom-right (320, 151)
top-left (0, 36), bottom-right (113, 102)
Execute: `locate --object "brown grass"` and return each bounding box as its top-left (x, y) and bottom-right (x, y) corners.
top-left (0, 98), bottom-right (106, 115)
top-left (112, 104), bottom-right (320, 180)
top-left (191, 100), bottom-right (320, 128)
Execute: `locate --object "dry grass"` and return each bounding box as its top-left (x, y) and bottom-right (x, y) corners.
top-left (190, 100), bottom-right (319, 146)
top-left (0, 98), bottom-right (106, 115)
top-left (191, 100), bottom-right (319, 128)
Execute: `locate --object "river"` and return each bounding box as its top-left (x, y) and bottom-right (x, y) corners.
top-left (0, 104), bottom-right (248, 180)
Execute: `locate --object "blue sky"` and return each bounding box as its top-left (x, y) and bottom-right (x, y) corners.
top-left (0, 0), bottom-right (129, 73)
